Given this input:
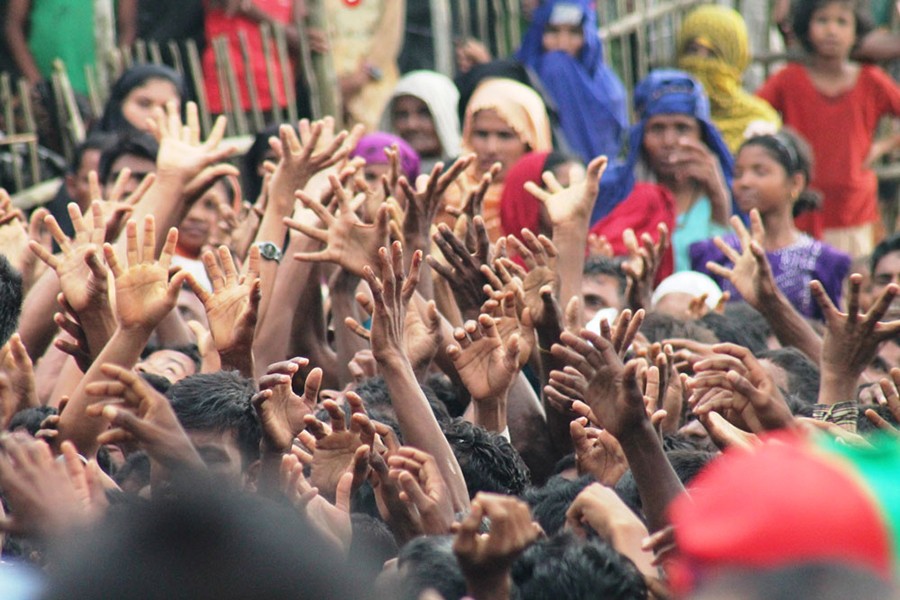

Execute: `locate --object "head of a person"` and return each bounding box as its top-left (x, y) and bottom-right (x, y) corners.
top-left (524, 474), bottom-right (595, 536)
top-left (632, 70), bottom-right (731, 183)
top-left (462, 78), bottom-right (552, 183)
top-left (396, 535), bottom-right (466, 600)
top-left (350, 132), bottom-right (420, 186)
top-left (540, 1), bottom-right (589, 58)
top-left (178, 177), bottom-right (229, 257)
top-left (242, 123), bottom-right (282, 202)
top-left (756, 347), bottom-right (821, 407)
top-left (136, 344), bottom-right (202, 384)
top-left (384, 70), bottom-right (461, 160)
top-left (870, 233), bottom-right (900, 321)
top-left (690, 564), bottom-right (897, 600)
top-left (166, 371), bottom-right (261, 485)
top-left (650, 271), bottom-right (723, 319)
top-left (582, 256), bottom-right (626, 322)
top-left (98, 64), bottom-right (184, 134)
top-left (442, 418), bottom-right (530, 498)
top-left (734, 129), bottom-right (817, 218)
top-left (0, 255), bottom-right (23, 347)
top-left (64, 133), bottom-right (117, 209)
top-left (640, 311), bottom-right (718, 345)
top-left (512, 531), bottom-right (648, 600)
top-left (97, 132), bottom-right (159, 196)
top-left (793, 0), bottom-right (872, 58)
top-left (677, 5), bottom-right (750, 71)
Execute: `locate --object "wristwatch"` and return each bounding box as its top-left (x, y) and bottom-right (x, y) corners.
top-left (255, 241), bottom-right (283, 263)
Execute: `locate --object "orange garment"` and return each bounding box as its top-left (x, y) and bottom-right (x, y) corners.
top-left (757, 63), bottom-right (900, 237)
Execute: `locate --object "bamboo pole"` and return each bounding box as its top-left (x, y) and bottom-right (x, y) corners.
top-left (259, 23), bottom-right (284, 124)
top-left (53, 60), bottom-right (86, 144)
top-left (273, 23), bottom-right (298, 124)
top-left (84, 64), bottom-right (104, 117)
top-left (475, 0), bottom-right (489, 51)
top-left (458, 0), bottom-right (471, 40)
top-left (18, 79), bottom-right (42, 186)
top-left (135, 39), bottom-right (148, 64)
top-left (185, 40), bottom-right (213, 136)
top-left (50, 72), bottom-right (74, 163)
top-left (1, 74), bottom-right (24, 192)
top-left (430, 0), bottom-right (453, 77)
top-left (491, 0), bottom-right (507, 57)
top-left (306, 0), bottom-right (341, 127)
top-left (238, 30), bottom-right (265, 131)
top-left (93, 0), bottom-right (115, 91)
top-left (121, 45), bottom-right (134, 70)
top-left (212, 37), bottom-right (239, 136)
top-left (505, 0), bottom-right (521, 52)
top-left (294, 11), bottom-right (322, 120)
top-left (221, 38), bottom-right (249, 135)
top-left (149, 40), bottom-right (164, 66)
top-left (168, 41), bottom-right (185, 78)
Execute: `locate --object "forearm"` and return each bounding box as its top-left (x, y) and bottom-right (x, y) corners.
top-left (380, 354), bottom-right (469, 511)
top-left (18, 270), bottom-right (62, 361)
top-left (619, 420), bottom-right (684, 533)
top-left (219, 346), bottom-right (255, 378)
top-left (330, 277), bottom-right (368, 388)
top-left (506, 374), bottom-right (557, 486)
top-left (758, 292), bottom-right (822, 364)
top-left (153, 306), bottom-right (194, 348)
top-left (467, 394), bottom-right (507, 433)
top-left (552, 222), bottom-right (589, 311)
top-left (286, 263), bottom-right (339, 389)
top-left (48, 356), bottom-right (86, 408)
top-left (58, 326), bottom-right (152, 457)
top-left (707, 181), bottom-right (732, 226)
top-left (609, 522), bottom-right (657, 578)
top-left (4, 23), bottom-right (42, 84)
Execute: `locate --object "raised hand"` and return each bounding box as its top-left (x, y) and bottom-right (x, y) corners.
top-left (387, 446), bottom-right (455, 535)
top-left (303, 392), bottom-right (375, 501)
top-left (361, 241), bottom-right (422, 363)
top-left (524, 155), bottom-right (607, 229)
top-left (399, 154), bottom-right (475, 246)
top-left (0, 189), bottom-right (31, 277)
top-left (428, 218), bottom-right (492, 319)
top-left (705, 210), bottom-right (777, 309)
top-left (480, 289), bottom-right (535, 369)
top-left (570, 418), bottom-right (628, 486)
top-left (507, 229), bottom-right (561, 329)
top-left (622, 224), bottom-right (668, 311)
top-left (0, 334), bottom-right (39, 425)
top-left (104, 217), bottom-right (189, 333)
top-left (186, 244), bottom-right (261, 375)
top-left (87, 168), bottom-right (155, 242)
top-left (552, 329), bottom-right (648, 440)
top-left (85, 364), bottom-right (205, 475)
top-left (286, 174), bottom-right (390, 277)
top-left (864, 368), bottom-right (900, 434)
top-left (252, 357), bottom-right (321, 453)
top-left (453, 493), bottom-right (542, 599)
top-left (813, 274), bottom-right (900, 405)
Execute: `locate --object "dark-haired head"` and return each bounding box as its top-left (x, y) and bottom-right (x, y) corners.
top-left (96, 64), bottom-right (185, 134)
top-left (0, 255), bottom-right (23, 346)
top-left (792, 0), bottom-right (872, 55)
top-left (443, 419), bottom-right (530, 498)
top-left (739, 129), bottom-right (820, 217)
top-left (97, 132), bottom-right (159, 189)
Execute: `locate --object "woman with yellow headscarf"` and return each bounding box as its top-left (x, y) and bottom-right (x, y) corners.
top-left (677, 4), bottom-right (781, 153)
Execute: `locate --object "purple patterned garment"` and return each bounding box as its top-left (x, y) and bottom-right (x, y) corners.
top-left (689, 233), bottom-right (851, 320)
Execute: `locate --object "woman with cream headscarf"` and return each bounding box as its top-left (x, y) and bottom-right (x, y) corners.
top-left (448, 77), bottom-right (553, 242)
top-left (677, 4), bottom-right (781, 153)
top-left (380, 70), bottom-right (462, 173)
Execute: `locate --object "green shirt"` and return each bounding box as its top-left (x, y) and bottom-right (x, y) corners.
top-left (28, 0), bottom-right (95, 94)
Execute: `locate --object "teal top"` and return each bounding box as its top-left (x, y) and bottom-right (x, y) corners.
top-left (28, 0), bottom-right (95, 94)
top-left (673, 196), bottom-right (729, 272)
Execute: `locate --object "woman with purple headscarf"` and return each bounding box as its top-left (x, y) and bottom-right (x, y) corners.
top-left (516, 0), bottom-right (627, 164)
top-left (350, 132), bottom-right (421, 187)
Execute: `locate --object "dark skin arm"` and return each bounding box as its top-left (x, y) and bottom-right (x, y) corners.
top-left (5, 0), bottom-right (42, 85)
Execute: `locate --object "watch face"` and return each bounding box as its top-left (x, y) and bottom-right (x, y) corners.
top-left (258, 243), bottom-right (280, 261)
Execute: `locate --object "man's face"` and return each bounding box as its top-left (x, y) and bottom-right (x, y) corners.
top-left (872, 250), bottom-right (900, 321)
top-left (185, 428), bottom-right (245, 486)
top-left (582, 273), bottom-right (623, 322)
top-left (65, 149), bottom-right (102, 209)
top-left (105, 154), bottom-right (156, 196)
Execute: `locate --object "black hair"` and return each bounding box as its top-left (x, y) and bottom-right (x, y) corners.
top-left (616, 450), bottom-right (715, 518)
top-left (857, 403), bottom-right (900, 435)
top-left (97, 132), bottom-right (160, 184)
top-left (349, 513), bottom-right (398, 586)
top-left (68, 132), bottom-right (118, 174)
top-left (139, 372), bottom-right (173, 395)
top-left (96, 64), bottom-right (186, 135)
top-left (792, 0), bottom-right (872, 54)
top-left (641, 311), bottom-right (718, 344)
top-left (353, 376), bottom-right (452, 427)
top-left (700, 309), bottom-right (768, 354)
top-left (871, 232), bottom-right (900, 275)
top-left (512, 531), bottom-right (647, 600)
top-left (166, 371), bottom-right (261, 468)
top-left (552, 452), bottom-right (577, 476)
top-left (740, 128), bottom-right (821, 216)
top-left (583, 255), bottom-right (627, 292)
top-left (397, 535), bottom-right (466, 600)
top-left (426, 372), bottom-right (467, 418)
top-left (113, 451), bottom-right (152, 493)
top-left (0, 255), bottom-right (23, 346)
top-left (140, 343), bottom-right (203, 372)
top-left (443, 418), bottom-right (531, 498)
top-left (8, 406), bottom-right (57, 436)
top-left (756, 347), bottom-right (821, 407)
top-left (523, 474), bottom-right (594, 536)
top-left (242, 123), bottom-right (283, 202)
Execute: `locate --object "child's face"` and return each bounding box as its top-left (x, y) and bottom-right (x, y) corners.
top-left (733, 145), bottom-right (800, 215)
top-left (808, 1), bottom-right (856, 59)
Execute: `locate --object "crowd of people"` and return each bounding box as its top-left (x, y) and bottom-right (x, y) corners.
top-left (2, 0), bottom-right (900, 598)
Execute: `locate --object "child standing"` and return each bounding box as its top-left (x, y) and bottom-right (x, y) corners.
top-left (756, 0), bottom-right (900, 257)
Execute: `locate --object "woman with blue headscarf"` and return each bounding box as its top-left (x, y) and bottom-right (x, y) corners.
top-left (592, 69), bottom-right (739, 273)
top-left (516, 0), bottom-right (627, 163)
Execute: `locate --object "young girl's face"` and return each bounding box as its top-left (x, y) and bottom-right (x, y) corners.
top-left (542, 23), bottom-right (584, 58)
top-left (121, 78), bottom-right (180, 132)
top-left (733, 145), bottom-right (802, 215)
top-left (808, 1), bottom-right (856, 59)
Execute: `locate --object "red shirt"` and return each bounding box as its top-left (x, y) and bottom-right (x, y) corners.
top-left (202, 0), bottom-right (293, 113)
top-left (757, 62), bottom-right (900, 235)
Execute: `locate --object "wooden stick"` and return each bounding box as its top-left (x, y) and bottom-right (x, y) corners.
top-left (212, 37), bottom-right (238, 137)
top-left (431, 0), bottom-right (453, 76)
top-left (17, 79), bottom-right (41, 187)
top-left (1, 74), bottom-right (24, 192)
top-left (108, 47), bottom-right (124, 85)
top-left (50, 72), bottom-right (74, 163)
top-left (53, 59), bottom-right (86, 143)
top-left (475, 0), bottom-right (489, 52)
top-left (121, 45), bottom-right (134, 70)
top-left (306, 0), bottom-right (342, 127)
top-left (457, 0), bottom-right (471, 40)
top-left (149, 40), bottom-right (163, 66)
top-left (185, 39), bottom-right (212, 136)
top-left (294, 10), bottom-right (322, 120)
top-left (238, 30), bottom-right (264, 131)
top-left (259, 23), bottom-right (283, 124)
top-left (505, 0), bottom-right (521, 52)
top-left (273, 23), bottom-right (298, 124)
top-left (93, 0), bottom-right (115, 91)
top-left (135, 39), bottom-right (148, 64)
top-left (219, 37), bottom-right (249, 135)
top-left (491, 0), bottom-right (507, 57)
top-left (168, 41), bottom-right (185, 78)
top-left (84, 64), bottom-right (104, 117)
